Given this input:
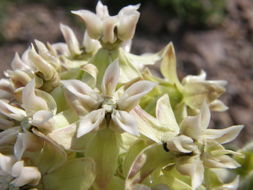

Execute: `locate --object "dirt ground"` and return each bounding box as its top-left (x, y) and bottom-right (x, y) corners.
top-left (0, 0), bottom-right (252, 146)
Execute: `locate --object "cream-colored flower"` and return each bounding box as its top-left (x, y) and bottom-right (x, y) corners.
top-left (72, 1), bottom-right (140, 45)
top-left (0, 153), bottom-right (41, 189)
top-left (166, 103), bottom-right (242, 190)
top-left (60, 24), bottom-right (100, 56)
top-left (62, 61), bottom-right (155, 137)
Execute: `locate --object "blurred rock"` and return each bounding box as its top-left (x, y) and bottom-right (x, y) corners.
top-left (2, 4), bottom-right (71, 43)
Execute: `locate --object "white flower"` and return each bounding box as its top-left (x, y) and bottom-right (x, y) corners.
top-left (0, 153), bottom-right (41, 189)
top-left (71, 1), bottom-right (140, 44)
top-left (62, 61), bottom-right (155, 137)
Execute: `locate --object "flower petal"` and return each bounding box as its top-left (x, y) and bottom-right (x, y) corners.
top-left (29, 47), bottom-right (56, 80)
top-left (155, 94), bottom-right (180, 134)
top-left (160, 43), bottom-right (181, 87)
top-left (0, 153), bottom-right (15, 174)
top-left (14, 131), bottom-right (42, 160)
top-left (96, 1), bottom-right (109, 18)
top-left (11, 161), bottom-right (41, 186)
top-left (22, 79), bottom-right (50, 115)
top-left (60, 24), bottom-right (81, 55)
top-left (83, 32), bottom-right (101, 53)
top-left (61, 79), bottom-right (102, 112)
top-left (205, 125), bottom-right (243, 144)
top-left (176, 156), bottom-right (204, 190)
top-left (101, 60), bottom-right (120, 96)
top-left (166, 135), bottom-right (196, 153)
top-left (132, 106), bottom-right (177, 143)
top-left (11, 53), bottom-right (30, 70)
top-left (31, 110), bottom-right (54, 131)
top-left (209, 99), bottom-right (228, 112)
top-left (0, 100), bottom-right (26, 121)
top-left (77, 109), bottom-right (105, 138)
top-left (112, 110), bottom-right (139, 136)
top-left (71, 10), bottom-right (103, 39)
top-left (204, 154), bottom-right (240, 169)
top-left (181, 115), bottom-right (202, 141)
top-left (118, 80), bottom-right (156, 111)
top-left (117, 6), bottom-right (140, 41)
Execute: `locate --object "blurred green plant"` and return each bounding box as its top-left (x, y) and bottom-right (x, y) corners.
top-left (157, 0), bottom-right (226, 27)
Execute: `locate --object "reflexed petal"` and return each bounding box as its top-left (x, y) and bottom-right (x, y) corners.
top-left (29, 47), bottom-right (56, 80)
top-left (0, 114), bottom-right (14, 130)
top-left (200, 101), bottom-right (211, 130)
top-left (213, 176), bottom-right (239, 190)
top-left (132, 106), bottom-right (177, 143)
top-left (205, 125), bottom-right (243, 144)
top-left (155, 94), bottom-right (179, 134)
top-left (112, 110), bottom-right (139, 136)
top-left (7, 69), bottom-right (33, 89)
top-left (14, 132), bottom-right (42, 160)
top-left (0, 100), bottom-right (26, 121)
top-left (22, 79), bottom-right (49, 115)
top-left (176, 156), bottom-right (204, 190)
top-left (183, 76), bottom-right (226, 110)
top-left (60, 24), bottom-right (81, 55)
top-left (77, 109), bottom-right (105, 138)
top-left (71, 10), bottom-right (103, 39)
top-left (11, 161), bottom-right (41, 186)
top-left (52, 42), bottom-right (70, 56)
top-left (118, 4), bottom-right (140, 16)
top-left (0, 127), bottom-right (19, 145)
top-left (166, 135), bottom-right (195, 153)
top-left (96, 1), bottom-right (109, 18)
top-left (181, 115), bottom-right (202, 141)
top-left (117, 10), bottom-right (140, 41)
top-left (160, 43), bottom-right (181, 87)
top-left (101, 61), bottom-right (120, 96)
top-left (209, 99), bottom-right (228, 112)
top-left (83, 32), bottom-right (101, 53)
top-left (118, 80), bottom-right (156, 111)
top-left (204, 154), bottom-right (240, 169)
top-left (34, 40), bottom-right (48, 55)
top-left (11, 53), bottom-right (30, 70)
top-left (48, 123), bottom-right (77, 150)
top-left (31, 110), bottom-right (54, 131)
top-left (0, 153), bottom-right (15, 174)
top-left (61, 79), bottom-right (101, 112)
top-left (0, 79), bottom-right (14, 99)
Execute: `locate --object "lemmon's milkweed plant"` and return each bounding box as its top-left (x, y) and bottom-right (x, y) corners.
top-left (0, 1), bottom-right (249, 190)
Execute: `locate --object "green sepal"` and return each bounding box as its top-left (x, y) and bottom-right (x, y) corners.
top-left (86, 128), bottom-right (120, 190)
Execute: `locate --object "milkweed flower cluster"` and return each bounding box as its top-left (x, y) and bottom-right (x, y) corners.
top-left (0, 1), bottom-right (245, 190)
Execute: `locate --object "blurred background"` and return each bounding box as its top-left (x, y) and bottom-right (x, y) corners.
top-left (0, 0), bottom-right (252, 145)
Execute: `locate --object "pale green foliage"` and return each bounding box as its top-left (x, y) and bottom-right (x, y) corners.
top-left (0, 1), bottom-right (247, 190)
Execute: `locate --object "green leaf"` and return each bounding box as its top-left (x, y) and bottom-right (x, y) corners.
top-left (107, 176), bottom-right (125, 190)
top-left (123, 140), bottom-right (147, 177)
top-left (43, 158), bottom-right (96, 190)
top-left (86, 128), bottom-right (120, 190)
